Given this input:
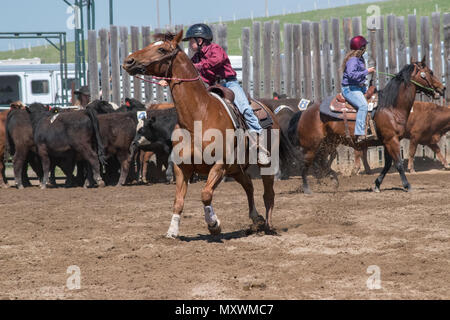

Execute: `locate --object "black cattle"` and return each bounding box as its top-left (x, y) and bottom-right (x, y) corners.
top-left (97, 112), bottom-right (139, 186)
top-left (135, 108), bottom-right (178, 183)
top-left (116, 98), bottom-right (146, 113)
top-left (28, 103), bottom-right (106, 189)
top-left (5, 103), bottom-right (47, 188)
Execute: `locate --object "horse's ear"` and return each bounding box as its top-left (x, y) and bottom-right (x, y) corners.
top-left (421, 55), bottom-right (426, 65)
top-left (172, 30), bottom-right (183, 46)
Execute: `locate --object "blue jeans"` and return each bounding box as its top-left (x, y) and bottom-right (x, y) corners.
top-left (224, 80), bottom-right (262, 133)
top-left (342, 85), bottom-right (368, 136)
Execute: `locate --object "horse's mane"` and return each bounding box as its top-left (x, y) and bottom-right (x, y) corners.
top-left (152, 32), bottom-right (175, 42)
top-left (377, 64), bottom-right (415, 109)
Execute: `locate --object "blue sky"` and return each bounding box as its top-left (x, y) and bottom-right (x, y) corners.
top-left (0, 0), bottom-right (378, 51)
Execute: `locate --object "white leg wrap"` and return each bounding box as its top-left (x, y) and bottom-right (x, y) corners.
top-left (204, 206), bottom-right (218, 227)
top-left (166, 214), bottom-right (181, 238)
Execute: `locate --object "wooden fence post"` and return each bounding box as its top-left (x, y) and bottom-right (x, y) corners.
top-left (420, 16), bottom-right (430, 65)
top-left (242, 27), bottom-right (251, 94)
top-left (88, 30), bottom-right (99, 101)
top-left (110, 25), bottom-right (121, 105)
top-left (284, 23), bottom-right (293, 97)
top-left (312, 22), bottom-right (322, 100)
top-left (322, 19), bottom-right (332, 97)
top-left (120, 26), bottom-right (130, 101)
top-left (130, 26), bottom-right (142, 101)
top-left (352, 16), bottom-right (362, 36)
top-left (331, 18), bottom-right (341, 94)
top-left (252, 21), bottom-right (261, 98)
top-left (154, 28), bottom-right (164, 102)
top-left (343, 17), bottom-right (352, 54)
top-left (99, 28), bottom-right (110, 101)
top-left (272, 21), bottom-right (282, 96)
top-left (376, 16), bottom-right (387, 89)
top-left (293, 24), bottom-right (302, 98)
top-left (408, 15), bottom-right (418, 63)
top-left (387, 15), bottom-right (397, 74)
top-left (302, 21), bottom-right (312, 100)
top-left (444, 13), bottom-right (450, 104)
top-left (431, 12), bottom-right (442, 84)
top-left (218, 24), bottom-right (228, 53)
top-left (396, 16), bottom-right (407, 69)
top-left (142, 26), bottom-right (153, 103)
top-left (263, 21), bottom-right (272, 98)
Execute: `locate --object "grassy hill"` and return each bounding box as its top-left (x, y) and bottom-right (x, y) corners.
top-left (0, 0), bottom-right (449, 63)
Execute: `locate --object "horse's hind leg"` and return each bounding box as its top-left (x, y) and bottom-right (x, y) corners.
top-left (261, 174), bottom-right (275, 231)
top-left (167, 164), bottom-right (193, 238)
top-left (232, 171), bottom-right (265, 230)
top-left (429, 143), bottom-right (449, 170)
top-left (301, 149), bottom-right (315, 194)
top-left (201, 164), bottom-right (226, 235)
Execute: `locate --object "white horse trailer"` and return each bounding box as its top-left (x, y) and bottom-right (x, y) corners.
top-left (0, 62), bottom-right (76, 110)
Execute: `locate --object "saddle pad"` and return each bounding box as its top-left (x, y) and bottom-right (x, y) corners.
top-left (210, 92), bottom-right (241, 129)
top-left (320, 96), bottom-right (355, 121)
top-left (298, 99), bottom-right (311, 111)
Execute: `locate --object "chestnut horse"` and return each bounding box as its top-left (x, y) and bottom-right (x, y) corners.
top-left (295, 58), bottom-right (445, 194)
top-left (354, 101), bottom-right (450, 173)
top-left (123, 31), bottom-right (282, 238)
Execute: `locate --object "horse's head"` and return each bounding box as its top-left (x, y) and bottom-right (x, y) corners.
top-left (411, 56), bottom-right (446, 99)
top-left (122, 30), bottom-right (183, 77)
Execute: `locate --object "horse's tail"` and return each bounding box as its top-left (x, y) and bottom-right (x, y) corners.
top-left (85, 108), bottom-right (107, 166)
top-left (287, 111), bottom-right (302, 147)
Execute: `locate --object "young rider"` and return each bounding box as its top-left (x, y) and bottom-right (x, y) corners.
top-left (159, 23), bottom-right (270, 165)
top-left (341, 35), bottom-right (376, 142)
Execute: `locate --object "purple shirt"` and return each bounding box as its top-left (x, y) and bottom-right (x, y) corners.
top-left (192, 43), bottom-right (237, 86)
top-left (342, 56), bottom-right (368, 87)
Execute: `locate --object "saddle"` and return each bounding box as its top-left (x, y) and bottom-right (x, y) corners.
top-left (207, 85), bottom-right (273, 129)
top-left (329, 86), bottom-right (378, 120)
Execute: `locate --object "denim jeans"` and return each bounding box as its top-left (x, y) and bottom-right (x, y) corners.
top-left (342, 85), bottom-right (368, 136)
top-left (224, 80), bottom-right (262, 133)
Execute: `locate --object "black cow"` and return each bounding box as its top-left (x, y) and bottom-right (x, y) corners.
top-left (135, 108), bottom-right (178, 183)
top-left (5, 103), bottom-right (46, 188)
top-left (97, 112), bottom-right (139, 186)
top-left (116, 98), bottom-right (146, 113)
top-left (28, 103), bottom-right (106, 189)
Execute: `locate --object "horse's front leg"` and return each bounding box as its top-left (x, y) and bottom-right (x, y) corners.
top-left (201, 164), bottom-right (226, 235)
top-left (261, 174), bottom-right (275, 231)
top-left (167, 163), bottom-right (193, 239)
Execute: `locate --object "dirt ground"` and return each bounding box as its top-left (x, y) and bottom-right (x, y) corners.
top-left (0, 167), bottom-right (449, 300)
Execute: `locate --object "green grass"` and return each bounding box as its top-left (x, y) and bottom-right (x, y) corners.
top-left (0, 0), bottom-right (448, 62)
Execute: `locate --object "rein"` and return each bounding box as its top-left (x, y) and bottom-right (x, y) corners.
top-left (377, 70), bottom-right (436, 94)
top-left (134, 74), bottom-right (201, 86)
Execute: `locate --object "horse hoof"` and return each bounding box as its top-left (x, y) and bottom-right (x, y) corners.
top-left (373, 186), bottom-right (380, 193)
top-left (208, 220), bottom-right (222, 236)
top-left (405, 185), bottom-right (413, 192)
top-left (166, 232), bottom-right (178, 239)
top-left (1, 184), bottom-right (9, 189)
top-left (303, 188), bottom-right (312, 195)
top-left (97, 180), bottom-right (105, 188)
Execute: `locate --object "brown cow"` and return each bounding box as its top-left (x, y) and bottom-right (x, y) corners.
top-left (354, 101), bottom-right (450, 174)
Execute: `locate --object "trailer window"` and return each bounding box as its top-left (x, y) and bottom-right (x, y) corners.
top-left (0, 75), bottom-right (21, 105)
top-left (31, 80), bottom-right (49, 94)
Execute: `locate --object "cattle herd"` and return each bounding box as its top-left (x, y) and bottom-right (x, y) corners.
top-left (0, 95), bottom-right (448, 190)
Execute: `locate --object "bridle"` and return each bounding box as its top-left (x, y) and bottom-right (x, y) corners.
top-left (133, 45), bottom-right (201, 85)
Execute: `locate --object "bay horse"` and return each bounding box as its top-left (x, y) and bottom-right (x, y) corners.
top-left (354, 101), bottom-right (450, 173)
top-left (295, 57), bottom-right (445, 194)
top-left (123, 30), bottom-right (282, 238)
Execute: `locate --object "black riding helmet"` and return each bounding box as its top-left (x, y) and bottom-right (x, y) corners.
top-left (182, 23), bottom-right (213, 42)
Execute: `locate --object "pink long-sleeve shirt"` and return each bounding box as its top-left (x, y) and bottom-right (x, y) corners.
top-left (192, 43), bottom-right (237, 86)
